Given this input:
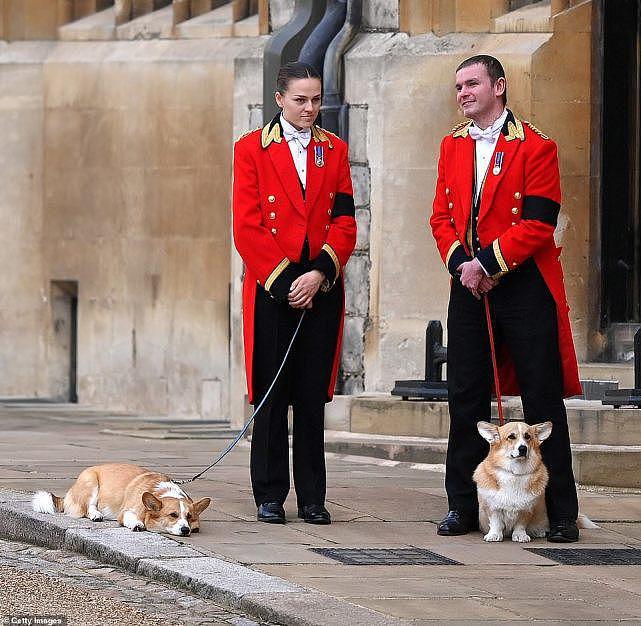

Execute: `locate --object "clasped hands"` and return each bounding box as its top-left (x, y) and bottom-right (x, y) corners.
top-left (288, 269), bottom-right (325, 309)
top-left (457, 258), bottom-right (497, 300)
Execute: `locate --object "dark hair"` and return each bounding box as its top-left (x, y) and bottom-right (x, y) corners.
top-left (456, 55), bottom-right (507, 105)
top-left (276, 62), bottom-right (322, 95)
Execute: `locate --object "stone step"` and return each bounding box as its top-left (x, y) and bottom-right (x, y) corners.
top-left (325, 394), bottom-right (641, 446)
top-left (492, 0), bottom-right (553, 33)
top-left (324, 430), bottom-right (641, 489)
top-left (116, 5), bottom-right (174, 39)
top-left (58, 6), bottom-right (116, 41)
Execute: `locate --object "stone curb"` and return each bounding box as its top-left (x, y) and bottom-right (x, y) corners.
top-left (0, 495), bottom-right (407, 626)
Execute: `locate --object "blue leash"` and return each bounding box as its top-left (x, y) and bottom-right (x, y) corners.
top-left (176, 310), bottom-right (306, 485)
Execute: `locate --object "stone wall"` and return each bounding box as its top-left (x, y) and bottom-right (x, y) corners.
top-left (0, 36), bottom-right (263, 417)
top-left (343, 2), bottom-right (591, 393)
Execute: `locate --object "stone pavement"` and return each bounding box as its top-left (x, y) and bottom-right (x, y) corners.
top-left (1, 404), bottom-right (641, 624)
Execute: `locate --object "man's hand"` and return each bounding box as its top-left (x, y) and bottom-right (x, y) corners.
top-left (288, 270), bottom-right (325, 309)
top-left (457, 259), bottom-right (496, 299)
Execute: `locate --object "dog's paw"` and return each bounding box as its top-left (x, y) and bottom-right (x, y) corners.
top-left (131, 522), bottom-right (145, 532)
top-left (511, 530), bottom-right (531, 543)
top-left (528, 527), bottom-right (548, 539)
top-left (483, 531), bottom-right (503, 542)
top-left (88, 510), bottom-right (103, 522)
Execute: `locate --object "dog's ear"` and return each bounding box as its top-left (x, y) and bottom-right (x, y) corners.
top-left (193, 497), bottom-right (211, 516)
top-left (533, 421), bottom-right (553, 442)
top-left (477, 421), bottom-right (499, 443)
top-left (142, 492), bottom-right (162, 512)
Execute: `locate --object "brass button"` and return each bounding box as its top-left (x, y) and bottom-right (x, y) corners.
top-left (268, 195), bottom-right (275, 203)
top-left (327, 209), bottom-right (332, 216)
top-left (511, 221), bottom-right (516, 226)
top-left (450, 218), bottom-right (454, 224)
top-left (475, 216), bottom-right (478, 221)
top-left (445, 188), bottom-right (450, 195)
top-left (329, 192), bottom-right (334, 199)
top-left (511, 207), bottom-right (519, 214)
top-left (512, 262), bottom-right (517, 267)
top-left (271, 227), bottom-right (277, 235)
top-left (269, 212), bottom-right (276, 219)
top-left (514, 192), bottom-right (521, 199)
top-left (448, 202), bottom-right (454, 209)
top-left (325, 224), bottom-right (330, 230)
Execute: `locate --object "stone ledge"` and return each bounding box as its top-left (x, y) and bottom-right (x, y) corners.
top-left (324, 429), bottom-right (641, 489)
top-left (0, 491), bottom-right (406, 626)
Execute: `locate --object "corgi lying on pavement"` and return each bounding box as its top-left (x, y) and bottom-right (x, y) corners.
top-left (32, 463), bottom-right (210, 536)
top-left (473, 421), bottom-right (597, 543)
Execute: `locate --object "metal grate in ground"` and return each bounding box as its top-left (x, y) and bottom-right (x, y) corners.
top-left (310, 547), bottom-right (461, 566)
top-left (526, 548), bottom-right (641, 565)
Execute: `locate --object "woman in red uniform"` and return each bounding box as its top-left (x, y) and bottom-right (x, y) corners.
top-left (232, 62), bottom-right (356, 525)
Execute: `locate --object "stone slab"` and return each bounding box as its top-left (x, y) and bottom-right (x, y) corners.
top-left (65, 527), bottom-right (202, 569)
top-left (0, 500), bottom-right (116, 549)
top-left (239, 591), bottom-right (410, 626)
top-left (137, 556), bottom-right (302, 606)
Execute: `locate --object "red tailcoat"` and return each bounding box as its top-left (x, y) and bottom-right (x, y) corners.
top-left (233, 118), bottom-right (357, 402)
top-left (430, 111), bottom-right (582, 398)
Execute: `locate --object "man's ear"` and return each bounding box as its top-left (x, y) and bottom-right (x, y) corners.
top-left (534, 421), bottom-right (553, 443)
top-left (142, 492), bottom-right (162, 512)
top-left (477, 421), bottom-right (500, 443)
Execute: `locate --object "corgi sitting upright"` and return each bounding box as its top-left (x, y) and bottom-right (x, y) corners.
top-left (473, 421), bottom-right (553, 543)
top-left (32, 463), bottom-right (210, 536)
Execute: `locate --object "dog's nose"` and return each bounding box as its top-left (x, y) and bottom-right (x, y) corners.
top-left (518, 445), bottom-right (528, 457)
top-left (179, 526), bottom-right (190, 536)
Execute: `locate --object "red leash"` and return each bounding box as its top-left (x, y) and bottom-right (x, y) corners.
top-left (483, 294), bottom-right (504, 426)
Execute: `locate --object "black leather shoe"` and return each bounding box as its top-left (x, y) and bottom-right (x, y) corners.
top-left (298, 504), bottom-right (331, 525)
top-left (547, 519), bottom-right (579, 543)
top-left (437, 510), bottom-right (478, 536)
top-left (257, 501), bottom-right (286, 524)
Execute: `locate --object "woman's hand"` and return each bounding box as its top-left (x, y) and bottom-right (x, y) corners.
top-left (288, 270), bottom-right (325, 309)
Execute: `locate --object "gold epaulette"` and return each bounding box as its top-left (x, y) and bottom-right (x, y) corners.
top-left (312, 125), bottom-right (335, 149)
top-left (523, 120), bottom-right (549, 140)
top-left (235, 127), bottom-right (259, 142)
top-left (451, 120), bottom-right (472, 138)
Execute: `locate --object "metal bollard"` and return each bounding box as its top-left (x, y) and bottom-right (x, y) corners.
top-left (602, 328), bottom-right (641, 408)
top-left (391, 321), bottom-right (448, 401)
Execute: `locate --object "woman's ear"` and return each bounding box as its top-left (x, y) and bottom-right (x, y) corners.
top-left (275, 90), bottom-right (284, 109)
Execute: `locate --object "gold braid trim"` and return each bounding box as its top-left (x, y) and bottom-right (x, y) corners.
top-left (264, 258), bottom-right (290, 292)
top-left (452, 120), bottom-right (472, 138)
top-left (445, 240), bottom-right (462, 267)
top-left (312, 125), bottom-right (335, 149)
top-left (320, 243), bottom-right (340, 292)
top-left (493, 239), bottom-right (509, 274)
top-left (261, 123), bottom-right (282, 148)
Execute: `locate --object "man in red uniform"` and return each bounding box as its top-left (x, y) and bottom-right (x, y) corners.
top-left (233, 63), bottom-right (356, 525)
top-left (430, 55), bottom-right (582, 542)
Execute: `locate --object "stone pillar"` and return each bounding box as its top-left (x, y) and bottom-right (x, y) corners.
top-left (362, 0), bottom-right (398, 31)
top-left (339, 104), bottom-right (370, 394)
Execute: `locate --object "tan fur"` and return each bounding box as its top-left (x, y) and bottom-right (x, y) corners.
top-left (473, 421), bottom-right (551, 542)
top-left (35, 463), bottom-right (211, 536)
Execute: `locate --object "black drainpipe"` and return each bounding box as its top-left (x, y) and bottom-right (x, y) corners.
top-left (299, 0), bottom-right (347, 77)
top-left (320, 0), bottom-right (362, 139)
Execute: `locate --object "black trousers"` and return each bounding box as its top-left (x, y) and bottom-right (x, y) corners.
top-left (250, 280), bottom-right (343, 508)
top-left (446, 259), bottom-right (578, 523)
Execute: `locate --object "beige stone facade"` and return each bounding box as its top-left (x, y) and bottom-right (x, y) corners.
top-left (0, 1), bottom-right (600, 421)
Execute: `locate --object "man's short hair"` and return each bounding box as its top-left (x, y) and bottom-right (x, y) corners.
top-left (456, 55), bottom-right (507, 105)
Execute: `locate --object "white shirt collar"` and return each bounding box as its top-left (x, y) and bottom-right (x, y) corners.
top-left (469, 108), bottom-right (508, 142)
top-left (280, 114), bottom-right (311, 146)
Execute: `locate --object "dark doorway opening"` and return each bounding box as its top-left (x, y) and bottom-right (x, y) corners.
top-left (599, 0), bottom-right (641, 362)
top-left (601, 0), bottom-right (641, 330)
top-left (50, 281), bottom-right (78, 403)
